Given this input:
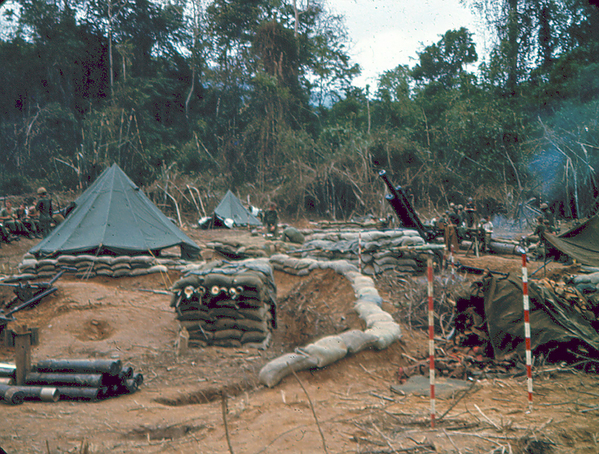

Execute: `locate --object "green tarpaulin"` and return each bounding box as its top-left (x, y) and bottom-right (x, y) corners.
top-left (482, 272), bottom-right (599, 360)
top-left (543, 216), bottom-right (599, 266)
top-left (214, 190), bottom-right (262, 227)
top-left (30, 164), bottom-right (200, 259)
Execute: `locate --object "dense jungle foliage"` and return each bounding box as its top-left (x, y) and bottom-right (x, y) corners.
top-left (0, 0), bottom-right (598, 221)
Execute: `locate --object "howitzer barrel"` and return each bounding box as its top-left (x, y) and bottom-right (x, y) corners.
top-left (379, 170), bottom-right (429, 239)
top-left (34, 359), bottom-right (122, 376)
top-left (5, 287), bottom-right (58, 317)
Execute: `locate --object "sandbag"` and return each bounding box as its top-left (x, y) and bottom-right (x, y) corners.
top-left (259, 353), bottom-right (319, 388)
top-left (296, 336), bottom-right (348, 368)
top-left (367, 323), bottom-right (402, 350)
top-left (213, 329), bottom-right (243, 341)
top-left (338, 329), bottom-right (378, 353)
top-left (242, 331), bottom-right (268, 344)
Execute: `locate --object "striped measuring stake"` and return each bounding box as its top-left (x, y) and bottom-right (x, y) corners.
top-left (427, 256), bottom-right (436, 428)
top-left (450, 244), bottom-right (455, 277)
top-left (522, 253), bottom-right (533, 410)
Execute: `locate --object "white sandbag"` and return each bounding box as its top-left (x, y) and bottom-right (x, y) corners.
top-left (112, 269), bottom-right (131, 278)
top-left (356, 293), bottom-right (383, 306)
top-left (338, 330), bottom-right (378, 354)
top-left (19, 259), bottom-right (38, 270)
top-left (350, 276), bottom-right (375, 290)
top-left (147, 265), bottom-right (168, 274)
top-left (37, 258), bottom-right (57, 267)
top-left (259, 353), bottom-right (319, 388)
top-left (356, 287), bottom-right (380, 300)
top-left (572, 272), bottom-right (599, 284)
top-left (111, 256), bottom-right (132, 265)
top-left (365, 323), bottom-right (402, 350)
top-left (364, 311), bottom-right (395, 328)
top-left (354, 301), bottom-right (384, 319)
top-left (296, 335), bottom-right (348, 368)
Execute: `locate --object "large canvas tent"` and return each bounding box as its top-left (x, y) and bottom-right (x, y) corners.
top-left (543, 215), bottom-right (599, 266)
top-left (213, 190), bottom-right (262, 227)
top-left (30, 164), bottom-right (200, 260)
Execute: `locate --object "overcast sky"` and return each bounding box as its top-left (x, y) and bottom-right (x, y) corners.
top-left (325, 0), bottom-right (489, 89)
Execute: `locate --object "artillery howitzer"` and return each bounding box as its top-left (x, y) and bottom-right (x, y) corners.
top-left (0, 268), bottom-right (75, 327)
top-left (378, 170), bottom-right (440, 242)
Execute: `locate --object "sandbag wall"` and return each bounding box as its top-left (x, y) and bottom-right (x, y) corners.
top-left (260, 255), bottom-right (401, 387)
top-left (0, 359), bottom-right (143, 405)
top-left (13, 254), bottom-right (174, 281)
top-left (291, 229), bottom-right (435, 275)
top-left (205, 240), bottom-right (270, 260)
top-left (171, 259), bottom-right (277, 348)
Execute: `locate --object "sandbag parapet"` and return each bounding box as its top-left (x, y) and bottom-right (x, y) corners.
top-left (287, 228), bottom-right (438, 276)
top-left (259, 255), bottom-right (401, 387)
top-left (171, 259), bottom-right (276, 348)
top-left (9, 254), bottom-right (188, 281)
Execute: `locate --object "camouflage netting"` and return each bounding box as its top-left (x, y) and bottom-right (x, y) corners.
top-left (171, 259), bottom-right (276, 348)
top-left (290, 229), bottom-right (443, 275)
top-left (9, 254), bottom-right (182, 281)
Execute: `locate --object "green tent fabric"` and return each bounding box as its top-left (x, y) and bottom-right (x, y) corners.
top-left (543, 215), bottom-right (599, 266)
top-left (214, 190), bottom-right (262, 227)
top-left (482, 272), bottom-right (599, 361)
top-left (29, 164), bottom-right (200, 260)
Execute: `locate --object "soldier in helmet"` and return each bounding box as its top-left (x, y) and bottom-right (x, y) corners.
top-left (35, 187), bottom-right (54, 237)
top-left (540, 202), bottom-right (556, 233)
top-left (464, 197), bottom-right (477, 228)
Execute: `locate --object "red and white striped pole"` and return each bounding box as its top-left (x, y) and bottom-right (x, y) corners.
top-left (427, 256), bottom-right (436, 428)
top-left (522, 253), bottom-right (533, 411)
top-left (450, 244), bottom-right (455, 278)
top-left (358, 231), bottom-right (363, 273)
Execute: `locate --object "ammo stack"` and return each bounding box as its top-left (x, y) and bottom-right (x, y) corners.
top-left (0, 359), bottom-right (143, 405)
top-left (171, 259), bottom-right (276, 348)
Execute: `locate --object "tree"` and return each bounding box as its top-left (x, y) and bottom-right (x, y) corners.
top-left (411, 27), bottom-right (477, 89)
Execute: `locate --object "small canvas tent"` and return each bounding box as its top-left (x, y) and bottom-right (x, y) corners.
top-left (213, 190), bottom-right (262, 227)
top-left (30, 164), bottom-right (200, 260)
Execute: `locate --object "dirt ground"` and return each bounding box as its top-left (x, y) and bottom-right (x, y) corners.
top-left (1, 226), bottom-right (598, 454)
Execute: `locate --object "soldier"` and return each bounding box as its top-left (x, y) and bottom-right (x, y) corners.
top-left (0, 199), bottom-right (27, 237)
top-left (540, 203), bottom-right (556, 233)
top-left (263, 202), bottom-right (279, 238)
top-left (479, 216), bottom-right (494, 252)
top-left (464, 197), bottom-right (477, 228)
top-left (444, 210), bottom-right (459, 254)
top-left (16, 201), bottom-right (41, 238)
top-left (35, 187), bottom-right (54, 237)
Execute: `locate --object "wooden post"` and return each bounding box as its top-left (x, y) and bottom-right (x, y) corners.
top-left (14, 326), bottom-right (32, 386)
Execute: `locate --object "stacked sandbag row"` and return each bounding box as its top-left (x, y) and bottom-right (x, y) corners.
top-left (205, 241), bottom-right (269, 260)
top-left (260, 255), bottom-right (401, 387)
top-left (171, 259), bottom-right (277, 348)
top-left (14, 254), bottom-right (170, 280)
top-left (0, 359), bottom-right (143, 405)
top-left (290, 229), bottom-right (434, 275)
